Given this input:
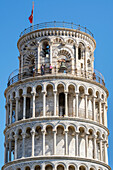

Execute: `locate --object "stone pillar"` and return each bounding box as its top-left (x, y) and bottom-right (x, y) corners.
top-left (99, 100), bottom-right (102, 124)
top-left (85, 49), bottom-right (88, 72)
top-left (65, 130), bottom-right (68, 155)
top-left (9, 139), bottom-right (12, 161)
top-left (85, 94), bottom-right (88, 119)
top-left (23, 94), bottom-right (26, 120)
top-left (50, 42), bottom-right (53, 66)
top-left (42, 91), bottom-right (46, 117)
top-left (5, 143), bottom-right (8, 163)
top-left (37, 44), bottom-right (40, 72)
top-left (76, 93), bottom-right (79, 117)
top-left (103, 103), bottom-right (106, 126)
top-left (85, 133), bottom-right (88, 158)
top-left (73, 95), bottom-right (76, 117)
top-left (16, 97), bottom-right (19, 121)
top-left (31, 129), bottom-right (35, 157)
top-left (75, 45), bottom-right (78, 70)
top-left (100, 138), bottom-right (103, 161)
top-left (94, 135), bottom-right (97, 159)
top-left (22, 133), bottom-right (26, 157)
top-left (10, 99), bottom-right (12, 124)
top-left (54, 91), bottom-right (57, 116)
top-left (53, 130), bottom-right (56, 155)
top-left (93, 97), bottom-right (96, 121)
top-left (65, 92), bottom-right (68, 117)
top-left (56, 93), bottom-right (59, 116)
top-left (105, 142), bottom-right (108, 164)
top-left (14, 135), bottom-right (18, 159)
top-left (31, 92), bottom-right (36, 118)
top-left (71, 56), bottom-right (75, 74)
top-left (42, 130), bottom-right (46, 155)
top-left (75, 132), bottom-right (79, 156)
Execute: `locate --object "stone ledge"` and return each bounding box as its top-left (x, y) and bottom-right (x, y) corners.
top-left (2, 156), bottom-right (111, 170)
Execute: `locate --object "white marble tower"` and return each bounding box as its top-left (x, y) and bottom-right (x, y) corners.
top-left (2, 21), bottom-right (111, 170)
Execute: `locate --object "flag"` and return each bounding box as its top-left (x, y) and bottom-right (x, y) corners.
top-left (28, 2), bottom-right (34, 24)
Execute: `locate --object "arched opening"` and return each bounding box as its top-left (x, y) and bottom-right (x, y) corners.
top-left (78, 86), bottom-right (85, 118)
top-left (25, 127), bottom-right (32, 157)
top-left (25, 167), bottom-right (30, 170)
top-left (57, 165), bottom-right (64, 170)
top-left (56, 126), bottom-right (65, 155)
top-left (69, 165), bottom-right (75, 170)
top-left (35, 85), bottom-right (43, 117)
top-left (18, 89), bottom-right (23, 120)
top-left (59, 93), bottom-right (65, 116)
top-left (12, 92), bottom-right (16, 123)
top-left (17, 129), bottom-right (22, 159)
top-left (46, 85), bottom-right (54, 116)
top-left (68, 126), bottom-right (75, 156)
top-left (45, 165), bottom-right (53, 170)
top-left (35, 165), bottom-right (41, 170)
top-left (42, 41), bottom-right (50, 57)
top-left (26, 87), bottom-right (32, 119)
top-left (68, 85), bottom-right (75, 117)
top-left (35, 126), bottom-right (42, 156)
top-left (79, 166), bottom-right (86, 170)
top-left (45, 126), bottom-right (53, 155)
top-left (79, 127), bottom-right (85, 157)
top-left (29, 58), bottom-right (35, 75)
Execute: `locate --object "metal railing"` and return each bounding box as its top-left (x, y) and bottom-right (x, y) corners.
top-left (7, 68), bottom-right (105, 87)
top-left (20, 21), bottom-right (94, 38)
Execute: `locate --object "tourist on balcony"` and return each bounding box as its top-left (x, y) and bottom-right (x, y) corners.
top-left (41, 64), bottom-right (44, 75)
top-left (49, 64), bottom-right (53, 74)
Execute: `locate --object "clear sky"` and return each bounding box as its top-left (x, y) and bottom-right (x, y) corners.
top-left (0, 0), bottom-right (113, 168)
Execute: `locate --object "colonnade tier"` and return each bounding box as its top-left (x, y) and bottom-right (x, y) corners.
top-left (5, 79), bottom-right (108, 127)
top-left (4, 119), bottom-right (108, 164)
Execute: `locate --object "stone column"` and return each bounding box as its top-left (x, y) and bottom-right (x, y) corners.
top-left (75, 131), bottom-right (79, 156)
top-left (100, 138), bottom-right (103, 161)
top-left (85, 94), bottom-right (88, 119)
top-left (85, 133), bottom-right (88, 158)
top-left (42, 130), bottom-right (46, 155)
top-left (53, 130), bottom-right (56, 155)
top-left (5, 104), bottom-right (8, 126)
top-left (93, 97), bottom-right (96, 121)
top-left (73, 94), bottom-right (76, 117)
top-left (50, 42), bottom-right (53, 66)
top-left (65, 92), bottom-right (68, 117)
top-left (75, 93), bottom-right (79, 117)
top-left (94, 135), bottom-right (97, 159)
top-left (9, 138), bottom-right (12, 161)
top-left (75, 45), bottom-right (78, 70)
top-left (23, 94), bottom-right (26, 120)
top-left (22, 133), bottom-right (26, 157)
top-left (14, 135), bottom-right (18, 159)
top-left (16, 97), bottom-right (19, 121)
top-left (99, 100), bottom-right (102, 124)
top-left (42, 91), bottom-right (46, 117)
top-left (103, 103), bottom-right (106, 126)
top-left (10, 99), bottom-right (13, 124)
top-left (5, 143), bottom-right (8, 163)
top-left (65, 130), bottom-right (68, 155)
top-left (85, 49), bottom-right (88, 72)
top-left (56, 93), bottom-right (59, 116)
top-left (105, 142), bottom-right (108, 164)
top-left (31, 92), bottom-right (36, 118)
top-left (54, 91), bottom-right (57, 116)
top-left (37, 44), bottom-right (40, 72)
top-left (31, 129), bottom-right (35, 157)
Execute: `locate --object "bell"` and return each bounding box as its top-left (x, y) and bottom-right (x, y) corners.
top-left (60, 61), bottom-right (66, 68)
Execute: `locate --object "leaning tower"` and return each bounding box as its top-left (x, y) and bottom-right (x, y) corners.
top-left (2, 21), bottom-right (111, 170)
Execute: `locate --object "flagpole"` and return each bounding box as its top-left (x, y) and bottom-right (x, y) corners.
top-left (32, 1), bottom-right (34, 31)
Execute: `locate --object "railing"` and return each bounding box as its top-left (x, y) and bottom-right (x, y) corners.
top-left (7, 68), bottom-right (105, 87)
top-left (20, 21), bottom-right (94, 38)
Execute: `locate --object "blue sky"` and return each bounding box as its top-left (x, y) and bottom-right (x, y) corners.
top-left (0, 0), bottom-right (113, 168)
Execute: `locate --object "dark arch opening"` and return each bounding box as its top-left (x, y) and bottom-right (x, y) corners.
top-left (59, 92), bottom-right (65, 116)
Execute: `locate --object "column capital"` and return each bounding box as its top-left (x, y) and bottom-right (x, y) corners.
top-left (22, 93), bottom-right (27, 97)
top-left (14, 135), bottom-right (18, 140)
top-left (41, 129), bottom-right (46, 134)
top-left (64, 91), bottom-right (68, 94)
top-left (53, 129), bottom-right (57, 133)
top-left (64, 129), bottom-right (68, 133)
top-left (15, 96), bottom-right (19, 100)
top-left (22, 133), bottom-right (26, 138)
top-left (53, 90), bottom-right (57, 93)
top-left (31, 91), bottom-right (36, 95)
top-left (30, 129), bottom-right (35, 135)
top-left (42, 90), bottom-right (46, 94)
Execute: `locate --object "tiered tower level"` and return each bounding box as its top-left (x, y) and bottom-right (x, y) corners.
top-left (2, 21), bottom-right (111, 170)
